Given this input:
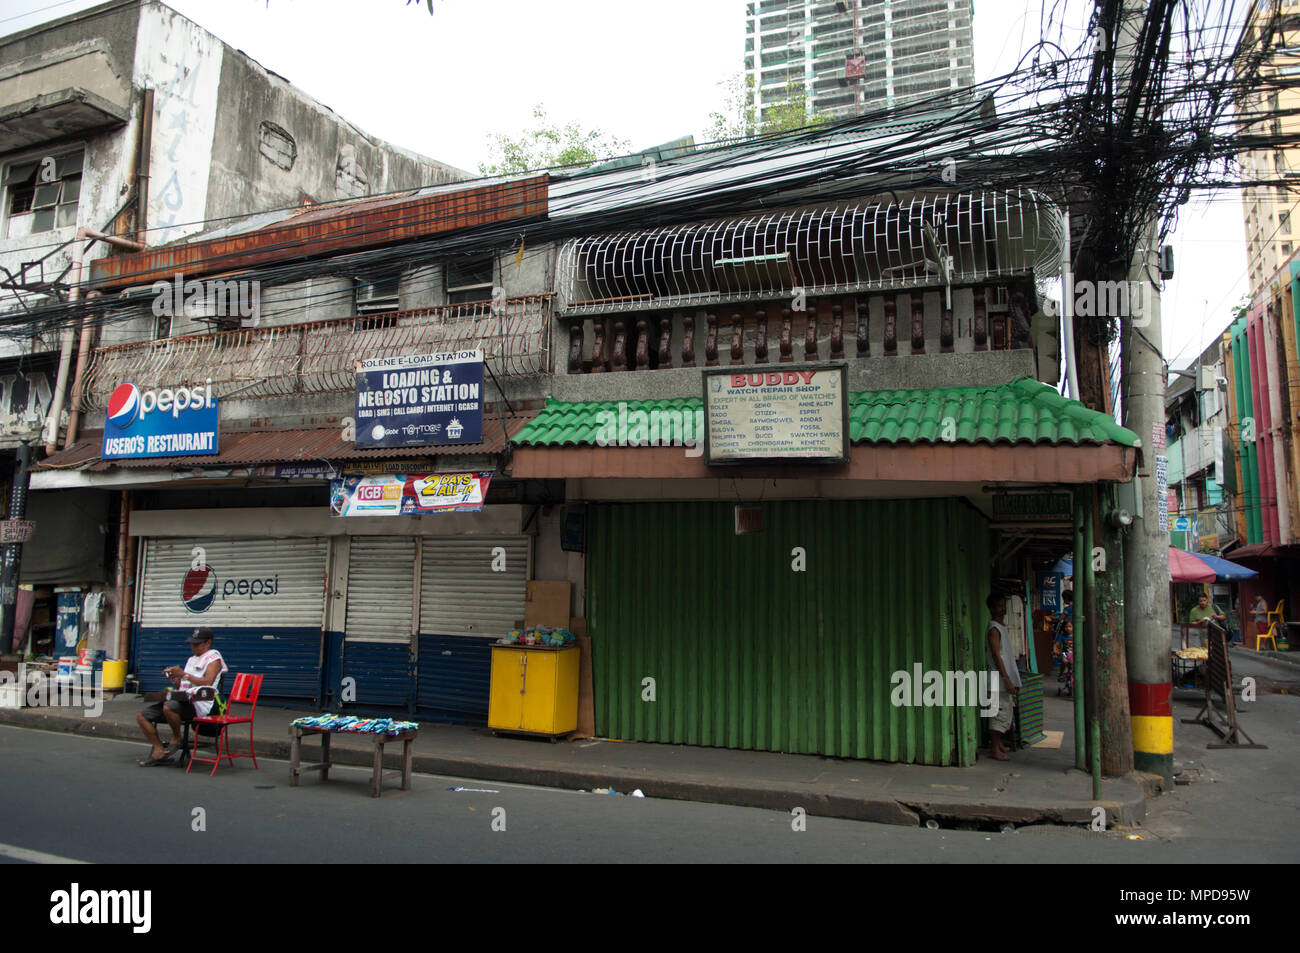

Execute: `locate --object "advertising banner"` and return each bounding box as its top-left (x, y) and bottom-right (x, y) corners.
top-left (1039, 572), bottom-right (1061, 612)
top-left (330, 472), bottom-right (492, 517)
top-left (102, 380), bottom-right (219, 459)
top-left (355, 350), bottom-right (483, 449)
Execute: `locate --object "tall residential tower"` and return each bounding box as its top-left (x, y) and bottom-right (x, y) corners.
top-left (745, 0), bottom-right (975, 121)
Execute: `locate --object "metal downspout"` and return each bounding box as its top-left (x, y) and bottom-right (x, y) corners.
top-left (47, 229), bottom-right (146, 451)
top-left (1084, 488), bottom-right (1102, 801)
top-left (115, 491), bottom-right (132, 661)
top-left (1072, 495), bottom-right (1086, 770)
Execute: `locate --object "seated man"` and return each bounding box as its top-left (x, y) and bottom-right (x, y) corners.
top-left (136, 627), bottom-right (228, 766)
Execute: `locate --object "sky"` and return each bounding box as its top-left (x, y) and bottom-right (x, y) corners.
top-left (0, 0), bottom-right (1249, 369)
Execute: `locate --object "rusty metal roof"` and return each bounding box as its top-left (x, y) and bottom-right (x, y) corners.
top-left (38, 414), bottom-right (535, 473)
top-left (87, 176), bottom-right (548, 290)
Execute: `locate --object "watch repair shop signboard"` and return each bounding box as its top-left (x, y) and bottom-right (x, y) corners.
top-left (355, 350), bottom-right (483, 449)
top-left (102, 380), bottom-right (219, 459)
top-left (703, 362), bottom-right (849, 465)
top-left (330, 471), bottom-right (492, 517)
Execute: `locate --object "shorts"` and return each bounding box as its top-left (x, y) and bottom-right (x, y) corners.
top-left (987, 690), bottom-right (1016, 734)
top-left (141, 695), bottom-right (196, 724)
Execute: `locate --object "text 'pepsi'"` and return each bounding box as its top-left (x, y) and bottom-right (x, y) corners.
top-left (139, 379), bottom-right (215, 419)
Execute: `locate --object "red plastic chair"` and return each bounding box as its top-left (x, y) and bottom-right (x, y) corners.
top-left (188, 673), bottom-right (263, 776)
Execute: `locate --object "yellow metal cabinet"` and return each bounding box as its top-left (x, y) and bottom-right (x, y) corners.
top-left (489, 645), bottom-right (579, 737)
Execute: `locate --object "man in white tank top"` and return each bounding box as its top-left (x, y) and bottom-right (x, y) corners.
top-left (985, 593), bottom-right (1021, 761)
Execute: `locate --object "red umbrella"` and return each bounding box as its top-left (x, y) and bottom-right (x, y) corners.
top-left (1169, 546), bottom-right (1216, 583)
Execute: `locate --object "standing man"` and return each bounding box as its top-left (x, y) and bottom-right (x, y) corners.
top-left (1252, 593), bottom-right (1271, 642)
top-left (986, 593), bottom-right (1021, 761)
top-left (136, 627), bottom-right (227, 766)
top-left (1188, 592), bottom-right (1226, 627)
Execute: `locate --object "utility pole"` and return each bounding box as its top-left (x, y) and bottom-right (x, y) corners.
top-left (1116, 0), bottom-right (1173, 783)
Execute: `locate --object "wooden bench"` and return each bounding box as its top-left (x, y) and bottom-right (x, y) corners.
top-left (289, 724), bottom-right (419, 797)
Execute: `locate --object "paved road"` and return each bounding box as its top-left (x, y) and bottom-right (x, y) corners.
top-left (0, 724), bottom-right (1295, 864)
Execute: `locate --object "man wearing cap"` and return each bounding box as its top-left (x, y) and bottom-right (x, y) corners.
top-left (136, 628), bottom-right (227, 766)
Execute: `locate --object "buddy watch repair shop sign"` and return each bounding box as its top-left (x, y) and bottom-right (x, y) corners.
top-left (703, 362), bottom-right (849, 464)
top-left (355, 350), bottom-right (483, 449)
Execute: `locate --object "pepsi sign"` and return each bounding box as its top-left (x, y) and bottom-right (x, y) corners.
top-left (103, 379), bottom-right (219, 459)
top-left (182, 563), bottom-right (280, 613)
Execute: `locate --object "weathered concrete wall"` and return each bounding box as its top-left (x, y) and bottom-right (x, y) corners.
top-left (204, 44), bottom-right (466, 219)
top-left (0, 2), bottom-right (139, 100)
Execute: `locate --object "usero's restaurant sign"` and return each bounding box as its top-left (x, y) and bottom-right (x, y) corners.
top-left (102, 380), bottom-right (219, 459)
top-left (703, 362), bottom-right (849, 464)
top-left (330, 471), bottom-right (492, 517)
top-left (355, 350), bottom-right (483, 449)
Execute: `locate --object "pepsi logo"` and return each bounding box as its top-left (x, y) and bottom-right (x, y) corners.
top-left (182, 565), bottom-right (217, 613)
top-left (107, 383), bottom-right (140, 427)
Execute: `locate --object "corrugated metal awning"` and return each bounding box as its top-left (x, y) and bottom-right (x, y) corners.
top-left (37, 414), bottom-right (535, 473)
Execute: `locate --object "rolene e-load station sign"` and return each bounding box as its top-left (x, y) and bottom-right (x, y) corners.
top-left (703, 362), bottom-right (849, 464)
top-left (355, 350), bottom-right (483, 449)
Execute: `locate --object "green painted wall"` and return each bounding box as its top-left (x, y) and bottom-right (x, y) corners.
top-left (587, 498), bottom-right (991, 766)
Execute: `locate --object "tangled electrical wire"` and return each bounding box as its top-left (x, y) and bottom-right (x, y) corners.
top-left (1, 0), bottom-right (1295, 352)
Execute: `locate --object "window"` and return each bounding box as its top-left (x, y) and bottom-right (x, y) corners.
top-left (1283, 242), bottom-right (1293, 256)
top-left (354, 274), bottom-right (400, 328)
top-left (1282, 210), bottom-right (1291, 231)
top-left (3, 149), bottom-right (83, 238)
top-left (445, 256), bottom-right (494, 305)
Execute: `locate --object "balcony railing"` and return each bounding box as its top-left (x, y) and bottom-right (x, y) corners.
top-left (79, 295), bottom-right (552, 411)
top-left (563, 285), bottom-right (1035, 373)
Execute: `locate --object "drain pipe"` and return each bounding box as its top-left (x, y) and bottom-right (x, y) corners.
top-left (45, 228), bottom-right (146, 453)
top-left (1083, 487), bottom-right (1103, 802)
top-left (115, 491), bottom-right (134, 661)
top-left (1061, 208), bottom-right (1081, 400)
top-left (1072, 492), bottom-right (1087, 770)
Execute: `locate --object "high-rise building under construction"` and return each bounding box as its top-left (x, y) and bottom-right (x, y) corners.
top-left (745, 0), bottom-right (975, 121)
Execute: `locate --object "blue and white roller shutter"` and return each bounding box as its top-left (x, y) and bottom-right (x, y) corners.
top-left (345, 537), bottom-right (416, 643)
top-left (138, 537), bottom-right (328, 629)
top-left (418, 536), bottom-right (530, 638)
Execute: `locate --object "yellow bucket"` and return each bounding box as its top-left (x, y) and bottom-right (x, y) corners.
top-left (101, 659), bottom-right (127, 691)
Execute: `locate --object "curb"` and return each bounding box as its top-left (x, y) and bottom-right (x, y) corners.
top-left (1235, 648), bottom-right (1300, 671)
top-left (0, 707), bottom-right (1144, 828)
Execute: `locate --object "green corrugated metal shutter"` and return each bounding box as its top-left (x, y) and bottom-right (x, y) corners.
top-left (587, 499), bottom-right (989, 766)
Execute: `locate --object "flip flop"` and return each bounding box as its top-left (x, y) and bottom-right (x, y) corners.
top-left (138, 753), bottom-right (175, 767)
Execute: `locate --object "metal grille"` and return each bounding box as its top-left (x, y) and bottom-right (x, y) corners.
top-left (419, 536), bottom-right (531, 638)
top-left (137, 537), bottom-right (328, 629)
top-left (346, 537), bottom-right (416, 643)
top-left (556, 189), bottom-right (1064, 314)
top-left (80, 295), bottom-right (552, 411)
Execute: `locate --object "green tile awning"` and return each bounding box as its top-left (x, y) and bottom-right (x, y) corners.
top-left (513, 378), bottom-right (1139, 449)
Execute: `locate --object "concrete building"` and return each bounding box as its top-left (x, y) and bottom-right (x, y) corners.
top-left (24, 112), bottom-right (1141, 767)
top-left (1164, 341), bottom-right (1234, 556)
top-left (1239, 0), bottom-right (1300, 300)
top-left (0, 0), bottom-right (465, 653)
top-left (1221, 250), bottom-right (1300, 627)
top-left (744, 0), bottom-right (975, 121)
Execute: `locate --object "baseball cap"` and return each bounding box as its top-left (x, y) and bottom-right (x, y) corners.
top-left (188, 627), bottom-right (215, 644)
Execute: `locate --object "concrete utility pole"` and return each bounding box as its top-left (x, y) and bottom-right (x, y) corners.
top-left (1121, 246), bottom-right (1171, 781)
top-left (1112, 0), bottom-right (1173, 783)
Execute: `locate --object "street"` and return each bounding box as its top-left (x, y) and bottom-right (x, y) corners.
top-left (1, 712), bottom-right (1295, 864)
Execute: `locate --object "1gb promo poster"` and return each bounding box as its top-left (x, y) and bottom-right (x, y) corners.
top-left (330, 472), bottom-right (492, 516)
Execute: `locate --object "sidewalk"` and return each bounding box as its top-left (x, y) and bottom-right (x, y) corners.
top-left (0, 685), bottom-right (1148, 828)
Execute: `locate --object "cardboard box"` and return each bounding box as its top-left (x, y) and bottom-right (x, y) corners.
top-left (524, 581), bottom-right (571, 630)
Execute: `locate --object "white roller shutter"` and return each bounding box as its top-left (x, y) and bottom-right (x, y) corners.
top-left (419, 536), bottom-right (530, 638)
top-left (138, 537), bottom-right (327, 628)
top-left (346, 537), bottom-right (416, 643)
